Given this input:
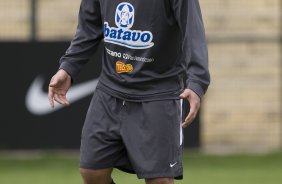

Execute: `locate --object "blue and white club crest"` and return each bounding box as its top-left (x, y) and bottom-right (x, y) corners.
top-left (104, 2), bottom-right (154, 49)
top-left (115, 2), bottom-right (134, 29)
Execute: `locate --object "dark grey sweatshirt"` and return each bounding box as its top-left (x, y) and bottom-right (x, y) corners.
top-left (59, 0), bottom-right (210, 101)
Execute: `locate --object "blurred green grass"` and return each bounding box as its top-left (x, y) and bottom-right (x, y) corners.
top-left (0, 151), bottom-right (282, 184)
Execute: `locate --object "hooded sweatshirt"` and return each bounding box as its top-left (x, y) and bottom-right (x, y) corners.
top-left (59, 0), bottom-right (210, 101)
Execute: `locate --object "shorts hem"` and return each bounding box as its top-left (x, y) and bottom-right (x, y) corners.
top-left (80, 164), bottom-right (136, 175)
top-left (137, 172), bottom-right (183, 180)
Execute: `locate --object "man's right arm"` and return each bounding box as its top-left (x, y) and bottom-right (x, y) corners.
top-left (59, 0), bottom-right (103, 81)
top-left (48, 0), bottom-right (103, 107)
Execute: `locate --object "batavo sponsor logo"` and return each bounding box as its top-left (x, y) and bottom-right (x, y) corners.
top-left (116, 61), bottom-right (133, 73)
top-left (104, 2), bottom-right (154, 49)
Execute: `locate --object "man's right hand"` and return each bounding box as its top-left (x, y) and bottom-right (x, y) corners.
top-left (48, 69), bottom-right (71, 108)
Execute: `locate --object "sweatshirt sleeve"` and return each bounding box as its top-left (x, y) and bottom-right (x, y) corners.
top-left (59, 0), bottom-right (103, 81)
top-left (171, 0), bottom-right (210, 97)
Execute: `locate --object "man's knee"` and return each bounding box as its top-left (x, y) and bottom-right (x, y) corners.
top-left (145, 177), bottom-right (174, 184)
top-left (80, 168), bottom-right (113, 184)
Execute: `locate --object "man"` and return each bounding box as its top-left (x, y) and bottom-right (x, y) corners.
top-left (48, 0), bottom-right (210, 184)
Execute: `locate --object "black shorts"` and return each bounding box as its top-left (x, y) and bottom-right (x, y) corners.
top-left (80, 88), bottom-right (184, 179)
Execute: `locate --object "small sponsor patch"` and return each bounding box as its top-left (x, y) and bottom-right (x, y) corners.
top-left (116, 61), bottom-right (133, 73)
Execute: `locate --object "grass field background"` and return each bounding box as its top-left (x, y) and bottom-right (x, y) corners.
top-left (0, 150), bottom-right (282, 184)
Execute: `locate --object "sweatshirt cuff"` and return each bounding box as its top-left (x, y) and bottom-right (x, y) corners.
top-left (59, 62), bottom-right (80, 82)
top-left (186, 80), bottom-right (207, 98)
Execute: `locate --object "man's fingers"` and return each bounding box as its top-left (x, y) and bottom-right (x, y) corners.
top-left (182, 98), bottom-right (200, 128)
top-left (57, 95), bottom-right (70, 106)
top-left (48, 70), bottom-right (71, 109)
top-left (181, 90), bottom-right (201, 126)
top-left (54, 94), bottom-right (64, 105)
top-left (182, 108), bottom-right (197, 128)
top-left (54, 94), bottom-right (70, 106)
top-left (182, 120), bottom-right (190, 128)
top-left (54, 94), bottom-right (65, 105)
top-left (180, 89), bottom-right (201, 128)
top-left (48, 90), bottom-right (55, 108)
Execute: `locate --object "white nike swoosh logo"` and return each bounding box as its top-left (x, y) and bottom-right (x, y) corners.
top-left (25, 76), bottom-right (98, 116)
top-left (170, 162), bottom-right (177, 168)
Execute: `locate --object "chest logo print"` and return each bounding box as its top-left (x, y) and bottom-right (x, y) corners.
top-left (104, 2), bottom-right (154, 49)
top-left (115, 2), bottom-right (134, 29)
top-left (116, 61), bottom-right (133, 73)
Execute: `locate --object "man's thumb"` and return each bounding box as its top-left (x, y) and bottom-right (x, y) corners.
top-left (49, 78), bottom-right (59, 87)
top-left (179, 90), bottom-right (190, 99)
top-left (179, 94), bottom-right (186, 99)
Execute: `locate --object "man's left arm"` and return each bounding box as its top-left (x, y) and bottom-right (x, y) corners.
top-left (171, 0), bottom-right (210, 127)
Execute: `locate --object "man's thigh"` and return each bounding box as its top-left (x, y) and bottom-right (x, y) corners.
top-left (121, 99), bottom-right (184, 180)
top-left (80, 89), bottom-right (133, 172)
